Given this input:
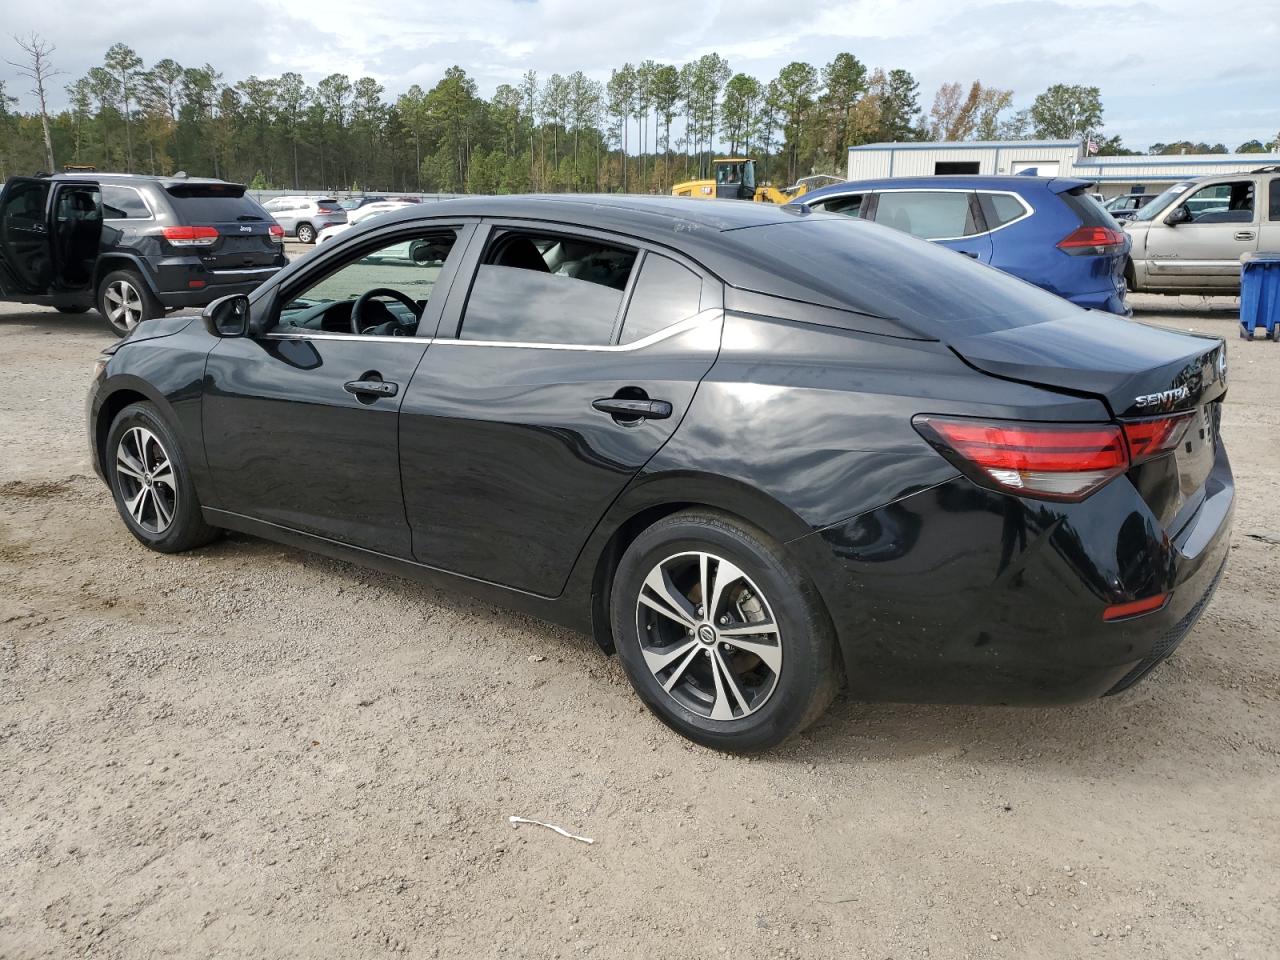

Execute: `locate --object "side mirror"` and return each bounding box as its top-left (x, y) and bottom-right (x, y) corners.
top-left (202, 294), bottom-right (250, 337)
top-left (1164, 205), bottom-right (1192, 227)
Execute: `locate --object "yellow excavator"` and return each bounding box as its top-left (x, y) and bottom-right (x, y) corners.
top-left (671, 158), bottom-right (842, 204)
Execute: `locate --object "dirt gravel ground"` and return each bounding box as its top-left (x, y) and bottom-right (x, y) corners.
top-left (1, 293), bottom-right (1277, 960)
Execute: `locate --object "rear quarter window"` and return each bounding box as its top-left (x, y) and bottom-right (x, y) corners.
top-left (619, 253), bottom-right (704, 344)
top-left (165, 185), bottom-right (269, 223)
top-left (978, 192), bottom-right (1028, 229)
top-left (1059, 188), bottom-right (1116, 228)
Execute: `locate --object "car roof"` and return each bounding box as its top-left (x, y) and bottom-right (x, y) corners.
top-left (802, 174), bottom-right (1095, 200)
top-left (55, 172), bottom-right (245, 190)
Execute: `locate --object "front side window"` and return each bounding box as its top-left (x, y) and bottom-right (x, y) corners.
top-left (619, 253), bottom-right (704, 344)
top-left (276, 231), bottom-right (458, 336)
top-left (101, 185), bottom-right (151, 220)
top-left (1181, 181), bottom-right (1254, 224)
top-left (813, 194), bottom-right (864, 218)
top-left (1269, 179), bottom-right (1280, 221)
top-left (459, 231), bottom-right (638, 345)
top-left (873, 191), bottom-right (977, 240)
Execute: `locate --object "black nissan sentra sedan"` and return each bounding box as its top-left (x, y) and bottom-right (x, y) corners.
top-left (87, 195), bottom-right (1233, 751)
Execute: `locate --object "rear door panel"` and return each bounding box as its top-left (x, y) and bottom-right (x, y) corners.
top-left (0, 177), bottom-right (53, 295)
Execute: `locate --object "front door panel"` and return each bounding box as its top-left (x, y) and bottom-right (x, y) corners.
top-left (203, 335), bottom-right (428, 556)
top-left (400, 315), bottom-right (722, 596)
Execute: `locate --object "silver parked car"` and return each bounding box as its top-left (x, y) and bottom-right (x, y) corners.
top-left (1125, 165), bottom-right (1280, 295)
top-left (260, 196), bottom-right (348, 244)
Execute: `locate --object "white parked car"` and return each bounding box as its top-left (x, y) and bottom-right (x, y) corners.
top-left (316, 201), bottom-right (416, 244)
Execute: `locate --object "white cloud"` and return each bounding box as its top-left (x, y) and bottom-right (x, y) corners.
top-left (2, 0), bottom-right (1277, 148)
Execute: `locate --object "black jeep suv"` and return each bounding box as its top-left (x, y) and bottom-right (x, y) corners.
top-left (0, 173), bottom-right (286, 336)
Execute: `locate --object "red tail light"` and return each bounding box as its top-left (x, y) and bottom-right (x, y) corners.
top-left (1103, 593), bottom-right (1169, 622)
top-left (913, 412), bottom-right (1196, 502)
top-left (269, 223), bottom-right (285, 242)
top-left (162, 225), bottom-right (219, 247)
top-left (1057, 225), bottom-right (1127, 256)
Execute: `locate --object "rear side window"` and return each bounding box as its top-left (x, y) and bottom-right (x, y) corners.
top-left (165, 184), bottom-right (268, 222)
top-left (101, 185), bottom-right (151, 220)
top-left (812, 194), bottom-right (864, 218)
top-left (873, 191), bottom-right (977, 239)
top-left (1060, 187), bottom-right (1118, 228)
top-left (619, 253), bottom-right (703, 344)
top-left (460, 231), bottom-right (637, 345)
top-left (979, 192), bottom-right (1028, 229)
top-left (1269, 179), bottom-right (1280, 221)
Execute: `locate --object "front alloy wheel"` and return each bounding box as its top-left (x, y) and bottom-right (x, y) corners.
top-left (114, 426), bottom-right (177, 534)
top-left (637, 551), bottom-right (782, 721)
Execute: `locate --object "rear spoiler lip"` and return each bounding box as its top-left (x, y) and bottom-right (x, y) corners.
top-left (1047, 177), bottom-right (1096, 195)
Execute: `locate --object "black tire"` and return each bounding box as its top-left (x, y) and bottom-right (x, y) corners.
top-left (105, 402), bottom-right (218, 553)
top-left (296, 222), bottom-right (316, 244)
top-left (610, 510), bottom-right (841, 752)
top-left (55, 304), bottom-right (90, 314)
top-left (97, 269), bottom-right (162, 338)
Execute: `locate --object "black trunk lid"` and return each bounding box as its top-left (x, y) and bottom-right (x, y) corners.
top-left (948, 312), bottom-right (1227, 529)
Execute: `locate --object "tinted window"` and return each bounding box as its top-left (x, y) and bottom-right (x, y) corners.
top-left (460, 231), bottom-right (637, 345)
top-left (620, 253), bottom-right (703, 344)
top-left (165, 184), bottom-right (268, 222)
top-left (984, 192), bottom-right (1027, 228)
top-left (102, 185), bottom-right (151, 220)
top-left (1059, 187), bottom-right (1116, 228)
top-left (874, 191), bottom-right (976, 239)
top-left (725, 219), bottom-right (1086, 334)
top-left (813, 194), bottom-right (863, 218)
top-left (1271, 179), bottom-right (1280, 221)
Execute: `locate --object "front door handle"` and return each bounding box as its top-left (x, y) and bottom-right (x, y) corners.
top-left (592, 397), bottom-right (673, 420)
top-left (1235, 231), bottom-right (1256, 241)
top-left (959, 250), bottom-right (980, 259)
top-left (344, 378), bottom-right (399, 399)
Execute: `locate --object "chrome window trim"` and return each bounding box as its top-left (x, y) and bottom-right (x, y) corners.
top-left (828, 187), bottom-right (1034, 241)
top-left (101, 184), bottom-right (156, 222)
top-left (433, 309), bottom-right (719, 352)
top-left (263, 330), bottom-right (433, 344)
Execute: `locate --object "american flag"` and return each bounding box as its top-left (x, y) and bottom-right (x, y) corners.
top-left (1086, 138), bottom-right (1100, 155)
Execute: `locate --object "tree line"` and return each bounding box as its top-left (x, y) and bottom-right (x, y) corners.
top-left (2, 34), bottom-right (1277, 194)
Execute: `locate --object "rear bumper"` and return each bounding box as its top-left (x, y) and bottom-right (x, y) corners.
top-left (1068, 288), bottom-right (1131, 317)
top-left (154, 264), bottom-right (283, 308)
top-left (787, 444), bottom-right (1234, 705)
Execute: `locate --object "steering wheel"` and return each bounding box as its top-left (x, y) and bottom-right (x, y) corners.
top-left (351, 288), bottom-right (421, 335)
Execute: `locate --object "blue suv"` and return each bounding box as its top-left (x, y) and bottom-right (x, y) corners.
top-left (794, 175), bottom-right (1131, 315)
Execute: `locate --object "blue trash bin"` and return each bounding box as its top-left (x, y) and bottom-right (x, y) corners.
top-left (1240, 252), bottom-right (1280, 340)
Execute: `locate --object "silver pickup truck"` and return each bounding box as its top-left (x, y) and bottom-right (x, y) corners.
top-left (1124, 165), bottom-right (1280, 295)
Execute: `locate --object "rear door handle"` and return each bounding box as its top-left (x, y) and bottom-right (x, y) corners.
top-left (344, 379), bottom-right (399, 399)
top-left (1235, 231), bottom-right (1256, 241)
top-left (592, 397), bottom-right (673, 420)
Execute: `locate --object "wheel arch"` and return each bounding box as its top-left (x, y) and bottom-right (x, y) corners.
top-left (94, 254), bottom-right (161, 295)
top-left (94, 377), bottom-right (182, 475)
top-left (579, 471), bottom-right (817, 656)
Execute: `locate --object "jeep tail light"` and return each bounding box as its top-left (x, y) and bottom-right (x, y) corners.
top-left (162, 225), bottom-right (219, 247)
top-left (913, 413), bottom-right (1196, 502)
top-left (269, 223), bottom-right (285, 242)
top-left (1057, 225), bottom-right (1127, 256)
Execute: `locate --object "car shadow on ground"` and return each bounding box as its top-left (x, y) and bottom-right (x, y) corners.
top-left (198, 529), bottom-right (1199, 773)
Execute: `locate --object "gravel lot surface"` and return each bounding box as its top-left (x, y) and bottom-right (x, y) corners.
top-left (1, 292), bottom-right (1277, 959)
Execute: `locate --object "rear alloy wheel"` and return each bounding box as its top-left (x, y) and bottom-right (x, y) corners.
top-left (97, 270), bottom-right (160, 337)
top-left (611, 511), bottom-right (840, 752)
top-left (296, 222), bottom-right (316, 244)
top-left (106, 402), bottom-right (217, 553)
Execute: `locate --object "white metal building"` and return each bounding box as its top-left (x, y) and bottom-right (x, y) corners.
top-left (847, 141), bottom-right (1280, 197)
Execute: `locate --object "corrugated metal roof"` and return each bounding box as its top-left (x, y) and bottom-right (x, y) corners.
top-left (848, 140), bottom-right (1080, 151)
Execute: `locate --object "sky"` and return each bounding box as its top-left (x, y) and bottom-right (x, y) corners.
top-left (3, 0), bottom-right (1278, 151)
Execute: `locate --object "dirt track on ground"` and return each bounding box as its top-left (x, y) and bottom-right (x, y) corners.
top-left (1, 294), bottom-right (1277, 959)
